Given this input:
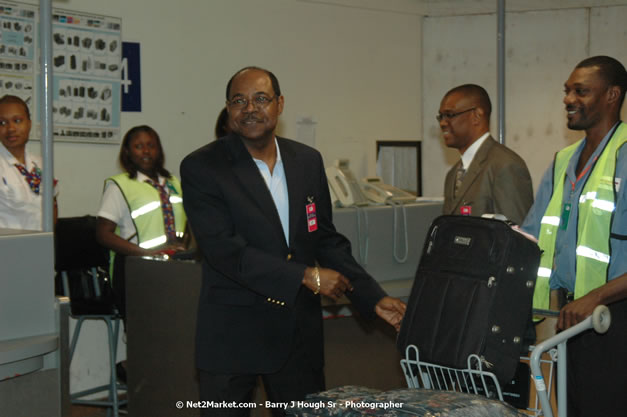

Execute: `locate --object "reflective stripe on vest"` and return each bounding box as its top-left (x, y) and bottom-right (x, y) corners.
top-left (139, 235), bottom-right (168, 249)
top-left (533, 122), bottom-right (627, 310)
top-left (109, 173), bottom-right (186, 245)
top-left (130, 194), bottom-right (183, 219)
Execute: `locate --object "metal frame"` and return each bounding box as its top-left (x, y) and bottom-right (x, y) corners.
top-left (62, 268), bottom-right (127, 417)
top-left (401, 344), bottom-right (556, 416)
top-left (401, 305), bottom-right (612, 417)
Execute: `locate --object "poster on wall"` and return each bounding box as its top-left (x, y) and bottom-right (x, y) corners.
top-left (0, 1), bottom-right (37, 123)
top-left (1, 3), bottom-right (122, 144)
top-left (51, 9), bottom-right (121, 143)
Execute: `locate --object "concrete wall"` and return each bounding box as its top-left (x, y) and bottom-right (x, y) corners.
top-left (421, 5), bottom-right (627, 196)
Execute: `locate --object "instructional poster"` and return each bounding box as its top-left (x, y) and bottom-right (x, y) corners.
top-left (51, 9), bottom-right (121, 143)
top-left (0, 1), bottom-right (37, 120)
top-left (0, 2), bottom-right (122, 144)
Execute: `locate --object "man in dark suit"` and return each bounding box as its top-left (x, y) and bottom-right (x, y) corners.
top-left (181, 67), bottom-right (406, 417)
top-left (439, 84), bottom-right (533, 224)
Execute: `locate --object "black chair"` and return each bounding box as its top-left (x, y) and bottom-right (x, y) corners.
top-left (55, 215), bottom-right (127, 417)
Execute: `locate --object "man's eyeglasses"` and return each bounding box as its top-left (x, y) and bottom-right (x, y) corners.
top-left (436, 107), bottom-right (476, 122)
top-left (227, 95), bottom-right (277, 110)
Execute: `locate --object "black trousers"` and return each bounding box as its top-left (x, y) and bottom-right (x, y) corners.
top-left (567, 299), bottom-right (627, 417)
top-left (198, 331), bottom-right (324, 417)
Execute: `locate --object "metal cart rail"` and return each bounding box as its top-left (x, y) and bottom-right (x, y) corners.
top-left (401, 305), bottom-right (611, 417)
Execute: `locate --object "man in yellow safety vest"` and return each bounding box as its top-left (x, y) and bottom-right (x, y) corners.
top-left (521, 56), bottom-right (627, 417)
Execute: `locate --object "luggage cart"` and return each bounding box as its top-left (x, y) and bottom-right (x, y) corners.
top-left (400, 305), bottom-right (611, 417)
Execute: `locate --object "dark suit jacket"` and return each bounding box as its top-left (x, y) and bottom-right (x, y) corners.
top-left (180, 134), bottom-right (386, 374)
top-left (443, 136), bottom-right (533, 225)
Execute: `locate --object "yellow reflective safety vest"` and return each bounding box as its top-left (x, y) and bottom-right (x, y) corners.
top-left (534, 122), bottom-right (627, 310)
top-left (107, 173), bottom-right (186, 249)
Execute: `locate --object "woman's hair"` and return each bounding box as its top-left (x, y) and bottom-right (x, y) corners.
top-left (118, 125), bottom-right (171, 179)
top-left (0, 95), bottom-right (30, 119)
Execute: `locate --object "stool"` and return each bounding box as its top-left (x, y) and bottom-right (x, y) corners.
top-left (55, 216), bottom-right (127, 416)
top-left (68, 312), bottom-right (127, 417)
top-left (62, 267), bottom-right (128, 417)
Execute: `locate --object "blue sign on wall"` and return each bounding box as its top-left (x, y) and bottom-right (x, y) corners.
top-left (121, 42), bottom-right (141, 112)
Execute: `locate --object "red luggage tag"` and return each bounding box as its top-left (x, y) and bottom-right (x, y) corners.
top-left (460, 205), bottom-right (471, 216)
top-left (306, 198), bottom-right (318, 232)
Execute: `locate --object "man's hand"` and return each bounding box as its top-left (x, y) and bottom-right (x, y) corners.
top-left (557, 291), bottom-right (601, 331)
top-left (557, 274), bottom-right (627, 331)
top-left (302, 267), bottom-right (353, 300)
top-left (375, 296), bottom-right (407, 332)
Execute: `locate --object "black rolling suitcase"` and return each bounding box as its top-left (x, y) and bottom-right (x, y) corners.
top-left (397, 215), bottom-right (541, 385)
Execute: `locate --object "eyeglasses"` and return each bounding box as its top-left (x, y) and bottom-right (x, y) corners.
top-left (227, 95), bottom-right (277, 110)
top-left (436, 107), bottom-right (476, 122)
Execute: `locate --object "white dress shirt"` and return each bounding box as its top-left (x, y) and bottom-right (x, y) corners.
top-left (253, 138), bottom-right (289, 245)
top-left (460, 132), bottom-right (490, 169)
top-left (0, 143), bottom-right (57, 231)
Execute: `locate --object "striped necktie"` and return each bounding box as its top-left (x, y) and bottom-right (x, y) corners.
top-left (145, 179), bottom-right (177, 241)
top-left (14, 163), bottom-right (42, 194)
top-left (454, 165), bottom-right (465, 198)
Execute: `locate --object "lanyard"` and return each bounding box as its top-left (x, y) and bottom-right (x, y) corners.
top-left (569, 155), bottom-right (598, 193)
top-left (562, 122), bottom-right (620, 230)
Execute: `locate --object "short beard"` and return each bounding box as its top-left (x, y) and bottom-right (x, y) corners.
top-left (567, 119), bottom-right (587, 131)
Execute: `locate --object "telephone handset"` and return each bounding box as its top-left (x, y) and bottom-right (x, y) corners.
top-left (360, 177), bottom-right (417, 204)
top-left (326, 159), bottom-right (370, 207)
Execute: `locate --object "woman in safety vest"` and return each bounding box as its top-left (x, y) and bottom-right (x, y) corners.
top-left (96, 125), bottom-right (187, 317)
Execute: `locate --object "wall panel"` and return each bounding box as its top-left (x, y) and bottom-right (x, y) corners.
top-left (421, 6), bottom-right (626, 197)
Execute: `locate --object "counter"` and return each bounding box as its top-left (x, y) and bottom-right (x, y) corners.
top-left (0, 229), bottom-right (61, 417)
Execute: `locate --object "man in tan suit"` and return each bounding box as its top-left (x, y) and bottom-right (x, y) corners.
top-left (439, 84), bottom-right (533, 225)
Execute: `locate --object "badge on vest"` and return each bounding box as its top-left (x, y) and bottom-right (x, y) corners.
top-left (560, 203), bottom-right (571, 230)
top-left (166, 181), bottom-right (179, 194)
top-left (306, 197), bottom-right (317, 232)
